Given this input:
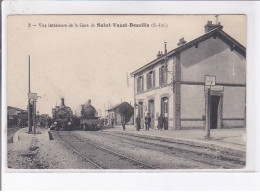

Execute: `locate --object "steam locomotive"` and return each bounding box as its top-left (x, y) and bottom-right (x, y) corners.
top-left (79, 99), bottom-right (102, 131)
top-left (51, 98), bottom-right (73, 130)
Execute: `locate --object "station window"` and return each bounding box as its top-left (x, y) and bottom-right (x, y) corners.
top-left (137, 75), bottom-right (144, 92)
top-left (147, 70), bottom-right (155, 90)
top-left (159, 65), bottom-right (168, 86)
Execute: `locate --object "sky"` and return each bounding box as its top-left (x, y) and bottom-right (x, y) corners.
top-left (7, 15), bottom-right (246, 116)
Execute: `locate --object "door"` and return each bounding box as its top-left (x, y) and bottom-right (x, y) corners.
top-left (138, 102), bottom-right (144, 128)
top-left (148, 100), bottom-right (155, 129)
top-left (210, 95), bottom-right (220, 129)
top-left (161, 97), bottom-right (169, 130)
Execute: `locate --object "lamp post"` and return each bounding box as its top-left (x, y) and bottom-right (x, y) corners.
top-left (205, 87), bottom-right (211, 139)
top-left (33, 99), bottom-right (37, 134)
top-left (28, 93), bottom-right (40, 134)
top-left (28, 55), bottom-right (32, 133)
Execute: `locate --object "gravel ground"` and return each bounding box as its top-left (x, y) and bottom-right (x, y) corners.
top-left (7, 132), bottom-right (97, 169)
top-left (72, 130), bottom-right (243, 169)
top-left (7, 129), bottom-right (245, 169)
top-left (104, 131), bottom-right (246, 163)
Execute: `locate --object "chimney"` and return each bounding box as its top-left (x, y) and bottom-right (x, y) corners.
top-left (204, 20), bottom-right (223, 33)
top-left (177, 37), bottom-right (187, 47)
top-left (88, 99), bottom-right (91, 105)
top-left (156, 51), bottom-right (163, 58)
top-left (164, 42), bottom-right (167, 54)
top-left (60, 98), bottom-right (65, 107)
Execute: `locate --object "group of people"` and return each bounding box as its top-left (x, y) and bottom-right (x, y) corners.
top-left (135, 113), bottom-right (166, 131)
top-left (135, 113), bottom-right (151, 131)
top-left (111, 116), bottom-right (126, 130)
top-left (110, 113), bottom-right (167, 131)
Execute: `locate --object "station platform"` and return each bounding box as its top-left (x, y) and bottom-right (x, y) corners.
top-left (13, 127), bottom-right (50, 144)
top-left (103, 125), bottom-right (246, 155)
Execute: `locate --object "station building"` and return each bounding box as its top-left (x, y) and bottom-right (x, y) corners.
top-left (130, 21), bottom-right (246, 130)
top-left (106, 102), bottom-right (134, 126)
top-left (7, 106), bottom-right (26, 127)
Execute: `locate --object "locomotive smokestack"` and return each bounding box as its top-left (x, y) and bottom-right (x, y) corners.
top-left (61, 98), bottom-right (65, 107)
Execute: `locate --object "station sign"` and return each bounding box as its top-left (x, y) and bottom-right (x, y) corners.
top-left (28, 93), bottom-right (38, 100)
top-left (205, 75), bottom-right (216, 86)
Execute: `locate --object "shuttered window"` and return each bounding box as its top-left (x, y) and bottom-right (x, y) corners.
top-left (159, 65), bottom-right (167, 86)
top-left (137, 77), bottom-right (140, 92)
top-left (137, 75), bottom-right (144, 92)
top-left (147, 70), bottom-right (156, 90)
top-left (146, 73), bottom-right (150, 89)
top-left (153, 70), bottom-right (156, 87)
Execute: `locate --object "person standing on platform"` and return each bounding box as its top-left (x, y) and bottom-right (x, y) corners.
top-left (111, 117), bottom-right (114, 128)
top-left (145, 113), bottom-right (151, 130)
top-left (136, 115), bottom-right (141, 131)
top-left (121, 115), bottom-right (126, 130)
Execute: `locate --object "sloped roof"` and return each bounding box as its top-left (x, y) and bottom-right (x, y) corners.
top-left (106, 102), bottom-right (133, 111)
top-left (7, 106), bottom-right (25, 116)
top-left (130, 27), bottom-right (246, 76)
top-left (8, 106), bottom-right (23, 111)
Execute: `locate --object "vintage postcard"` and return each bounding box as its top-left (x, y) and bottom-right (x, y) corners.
top-left (5, 14), bottom-right (247, 172)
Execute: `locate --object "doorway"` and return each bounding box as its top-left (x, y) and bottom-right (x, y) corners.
top-left (210, 95), bottom-right (220, 129)
top-left (148, 100), bottom-right (155, 129)
top-left (138, 102), bottom-right (144, 128)
top-left (161, 97), bottom-right (169, 130)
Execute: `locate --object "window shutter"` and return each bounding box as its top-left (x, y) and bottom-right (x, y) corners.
top-left (137, 77), bottom-right (140, 92)
top-left (148, 72), bottom-right (152, 89)
top-left (159, 67), bottom-right (161, 86)
top-left (165, 66), bottom-right (168, 84)
top-left (153, 70), bottom-right (156, 87)
top-left (142, 75), bottom-right (144, 91)
top-left (146, 73), bottom-right (149, 89)
top-left (161, 66), bottom-right (164, 85)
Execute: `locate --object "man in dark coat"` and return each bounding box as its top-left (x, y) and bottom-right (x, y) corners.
top-left (136, 115), bottom-right (141, 131)
top-left (121, 116), bottom-right (126, 130)
top-left (145, 113), bottom-right (151, 130)
top-left (111, 118), bottom-right (114, 128)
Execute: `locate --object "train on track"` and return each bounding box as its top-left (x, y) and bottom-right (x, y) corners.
top-left (51, 98), bottom-right (103, 131)
top-left (79, 99), bottom-right (103, 131)
top-left (51, 98), bottom-right (73, 130)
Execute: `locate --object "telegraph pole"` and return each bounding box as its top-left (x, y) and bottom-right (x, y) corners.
top-left (33, 100), bottom-right (36, 134)
top-left (28, 55), bottom-right (32, 133)
top-left (205, 87), bottom-right (211, 139)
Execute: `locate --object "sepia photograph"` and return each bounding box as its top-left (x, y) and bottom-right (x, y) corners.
top-left (6, 14), bottom-right (247, 171)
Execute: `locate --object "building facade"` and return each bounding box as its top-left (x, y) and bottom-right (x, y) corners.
top-left (131, 22), bottom-right (246, 130)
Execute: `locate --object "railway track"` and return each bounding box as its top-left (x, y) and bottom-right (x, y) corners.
top-left (96, 131), bottom-right (246, 169)
top-left (56, 131), bottom-right (156, 169)
top-left (56, 131), bottom-right (103, 169)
